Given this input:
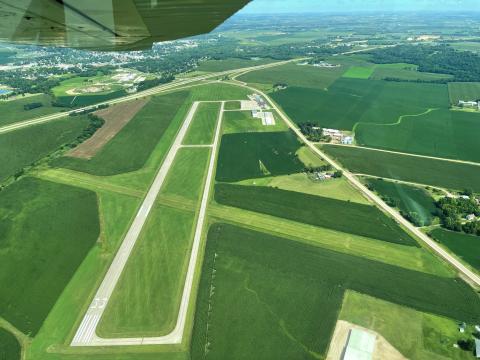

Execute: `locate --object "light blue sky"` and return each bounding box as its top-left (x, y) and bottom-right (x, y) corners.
top-left (240, 0), bottom-right (478, 14)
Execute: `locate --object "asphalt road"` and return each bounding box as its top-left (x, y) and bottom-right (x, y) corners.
top-left (0, 59), bottom-right (301, 136)
top-left (71, 101), bottom-right (225, 347)
top-left (241, 82), bottom-right (480, 288)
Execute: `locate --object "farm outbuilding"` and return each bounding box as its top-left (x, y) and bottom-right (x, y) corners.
top-left (343, 328), bottom-right (376, 360)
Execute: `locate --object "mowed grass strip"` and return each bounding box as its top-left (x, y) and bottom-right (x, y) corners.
top-left (216, 131), bottom-right (304, 182)
top-left (237, 62), bottom-right (347, 89)
top-left (183, 102), bottom-right (219, 145)
top-left (0, 328), bottom-right (21, 360)
top-left (430, 229), bottom-right (480, 272)
top-left (448, 82), bottom-right (480, 104)
top-left (222, 110), bottom-right (288, 134)
top-left (214, 184), bottom-right (418, 246)
top-left (366, 179), bottom-right (437, 226)
top-left (161, 147), bottom-right (210, 202)
top-left (54, 91), bottom-right (189, 176)
top-left (342, 66), bottom-right (375, 79)
top-left (355, 109), bottom-right (480, 163)
top-left (322, 144), bottom-right (480, 192)
top-left (191, 224), bottom-right (480, 359)
top-left (0, 115), bottom-right (90, 182)
top-left (0, 94), bottom-right (59, 127)
top-left (0, 177), bottom-right (100, 335)
top-left (97, 205), bottom-right (195, 338)
top-left (271, 78), bottom-right (449, 130)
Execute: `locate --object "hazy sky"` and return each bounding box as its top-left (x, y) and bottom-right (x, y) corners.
top-left (240, 0), bottom-right (478, 13)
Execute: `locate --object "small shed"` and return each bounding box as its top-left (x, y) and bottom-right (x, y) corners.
top-left (475, 338), bottom-right (480, 358)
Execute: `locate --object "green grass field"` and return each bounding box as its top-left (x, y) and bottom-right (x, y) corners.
top-left (196, 58), bottom-right (274, 72)
top-left (322, 145), bottom-right (480, 192)
top-left (356, 108), bottom-right (480, 163)
top-left (161, 148), bottom-right (210, 202)
top-left (366, 179), bottom-right (437, 226)
top-left (237, 174), bottom-right (369, 204)
top-left (54, 90), bottom-right (128, 108)
top-left (342, 66), bottom-right (375, 79)
top-left (216, 131), bottom-right (305, 182)
top-left (340, 291), bottom-right (474, 360)
top-left (448, 82), bottom-right (480, 104)
top-left (0, 116), bottom-right (90, 182)
top-left (0, 94), bottom-right (60, 126)
top-left (191, 224), bottom-right (480, 359)
top-left (187, 83), bottom-right (251, 102)
top-left (97, 205), bottom-right (195, 338)
top-left (214, 184), bottom-right (418, 246)
top-left (54, 91), bottom-right (189, 176)
top-left (223, 101), bottom-right (241, 110)
top-left (183, 102), bottom-right (219, 145)
top-left (221, 110), bottom-right (288, 133)
top-left (238, 62), bottom-right (347, 90)
top-left (0, 177), bottom-right (99, 335)
top-left (271, 78), bottom-right (449, 130)
top-left (430, 229), bottom-right (480, 271)
top-left (0, 328), bottom-right (21, 360)
top-left (370, 63), bottom-right (453, 81)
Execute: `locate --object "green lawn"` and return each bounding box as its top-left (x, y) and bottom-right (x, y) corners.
top-left (355, 108), bottom-right (480, 163)
top-left (214, 184), bottom-right (418, 246)
top-left (0, 94), bottom-right (60, 126)
top-left (161, 148), bottom-right (210, 202)
top-left (365, 179), bottom-right (437, 226)
top-left (237, 174), bottom-right (369, 204)
top-left (0, 328), bottom-right (21, 360)
top-left (342, 66), bottom-right (375, 79)
top-left (183, 102), bottom-right (219, 145)
top-left (0, 116), bottom-right (90, 182)
top-left (340, 291), bottom-right (474, 360)
top-left (271, 78), bottom-right (449, 130)
top-left (53, 91), bottom-right (189, 176)
top-left (216, 131), bottom-right (305, 182)
top-left (238, 62), bottom-right (347, 90)
top-left (448, 82), bottom-right (480, 104)
top-left (97, 205), bottom-right (195, 338)
top-left (0, 177), bottom-right (99, 335)
top-left (322, 145), bottom-right (480, 192)
top-left (191, 224), bottom-right (480, 359)
top-left (221, 110), bottom-right (288, 134)
top-left (430, 229), bottom-right (480, 271)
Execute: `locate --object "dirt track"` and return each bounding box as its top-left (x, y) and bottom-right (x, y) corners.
top-left (67, 98), bottom-right (149, 159)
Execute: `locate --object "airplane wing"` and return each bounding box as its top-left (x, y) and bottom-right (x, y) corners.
top-left (0, 0), bottom-right (251, 51)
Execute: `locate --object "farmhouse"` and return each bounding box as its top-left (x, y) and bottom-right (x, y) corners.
top-left (323, 128), bottom-right (345, 142)
top-left (458, 100), bottom-right (479, 108)
top-left (343, 328), bottom-right (376, 360)
top-left (466, 214), bottom-right (476, 221)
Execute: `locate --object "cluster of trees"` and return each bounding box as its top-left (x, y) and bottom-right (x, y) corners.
top-left (436, 196), bottom-right (480, 235)
top-left (369, 44), bottom-right (480, 82)
top-left (299, 123), bottom-right (330, 142)
top-left (23, 102), bottom-right (43, 111)
top-left (304, 164), bottom-right (332, 173)
top-left (69, 103), bottom-right (109, 116)
top-left (136, 74), bottom-right (175, 92)
top-left (64, 114), bottom-right (104, 151)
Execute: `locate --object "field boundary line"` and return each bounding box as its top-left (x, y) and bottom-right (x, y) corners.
top-left (321, 143), bottom-right (480, 167)
top-left (226, 80), bottom-right (480, 288)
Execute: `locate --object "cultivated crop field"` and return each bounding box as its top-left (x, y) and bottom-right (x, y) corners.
top-left (370, 63), bottom-right (453, 81)
top-left (54, 91), bottom-right (189, 176)
top-left (0, 177), bottom-right (99, 335)
top-left (342, 66), bottom-right (374, 79)
top-left (0, 115), bottom-right (91, 182)
top-left (366, 179), bottom-right (437, 226)
top-left (191, 224), bottom-right (480, 359)
top-left (0, 328), bottom-right (21, 360)
top-left (216, 131), bottom-right (305, 182)
top-left (0, 94), bottom-right (59, 126)
top-left (214, 184), bottom-right (418, 246)
top-left (355, 108), bottom-right (480, 163)
top-left (430, 229), bottom-right (480, 271)
top-left (448, 82), bottom-right (480, 104)
top-left (237, 62), bottom-right (347, 89)
top-left (322, 145), bottom-right (480, 192)
top-left (271, 78), bottom-right (449, 130)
